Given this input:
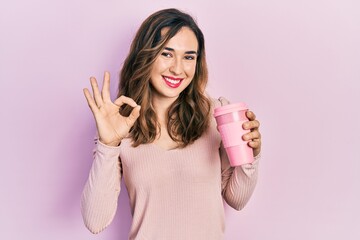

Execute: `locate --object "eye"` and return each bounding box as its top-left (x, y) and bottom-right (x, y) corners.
top-left (161, 52), bottom-right (172, 58)
top-left (184, 55), bottom-right (196, 60)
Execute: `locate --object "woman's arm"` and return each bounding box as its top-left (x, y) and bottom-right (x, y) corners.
top-left (221, 149), bottom-right (260, 210)
top-left (81, 72), bottom-right (140, 233)
top-left (80, 139), bottom-right (122, 234)
top-left (217, 97), bottom-right (261, 210)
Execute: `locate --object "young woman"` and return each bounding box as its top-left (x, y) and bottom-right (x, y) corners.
top-left (81, 8), bottom-right (261, 240)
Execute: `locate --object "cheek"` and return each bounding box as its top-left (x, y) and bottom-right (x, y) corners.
top-left (184, 63), bottom-right (197, 76)
top-left (155, 59), bottom-right (170, 71)
top-left (151, 59), bottom-right (164, 74)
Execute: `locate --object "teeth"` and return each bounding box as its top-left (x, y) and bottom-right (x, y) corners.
top-left (164, 77), bottom-right (181, 84)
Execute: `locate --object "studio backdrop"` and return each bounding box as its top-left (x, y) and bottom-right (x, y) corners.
top-left (1, 0), bottom-right (359, 239)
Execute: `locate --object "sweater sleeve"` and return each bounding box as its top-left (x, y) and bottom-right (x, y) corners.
top-left (80, 138), bottom-right (122, 234)
top-left (217, 97), bottom-right (260, 211)
top-left (221, 148), bottom-right (260, 210)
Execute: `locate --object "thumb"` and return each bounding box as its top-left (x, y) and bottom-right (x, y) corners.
top-left (246, 110), bottom-right (256, 121)
top-left (126, 105), bottom-right (141, 127)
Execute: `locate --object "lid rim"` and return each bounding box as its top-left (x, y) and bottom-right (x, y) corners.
top-left (213, 102), bottom-right (248, 117)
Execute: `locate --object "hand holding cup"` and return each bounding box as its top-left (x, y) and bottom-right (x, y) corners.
top-left (242, 110), bottom-right (261, 158)
top-left (214, 102), bottom-right (261, 166)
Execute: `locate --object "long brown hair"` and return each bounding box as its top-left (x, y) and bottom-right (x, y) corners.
top-left (118, 8), bottom-right (211, 147)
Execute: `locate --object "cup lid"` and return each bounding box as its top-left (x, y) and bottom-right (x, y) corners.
top-left (213, 102), bottom-right (248, 117)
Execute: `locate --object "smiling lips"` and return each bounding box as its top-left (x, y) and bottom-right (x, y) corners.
top-left (163, 76), bottom-right (184, 88)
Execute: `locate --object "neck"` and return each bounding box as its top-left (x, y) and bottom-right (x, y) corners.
top-left (152, 95), bottom-right (178, 125)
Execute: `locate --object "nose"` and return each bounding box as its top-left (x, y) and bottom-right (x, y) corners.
top-left (169, 58), bottom-right (183, 75)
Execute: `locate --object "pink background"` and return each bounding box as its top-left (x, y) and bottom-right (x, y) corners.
top-left (1, 0), bottom-right (359, 239)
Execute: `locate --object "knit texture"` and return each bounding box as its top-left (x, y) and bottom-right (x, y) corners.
top-left (81, 98), bottom-right (260, 240)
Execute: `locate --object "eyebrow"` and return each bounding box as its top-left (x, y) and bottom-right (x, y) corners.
top-left (164, 47), bottom-right (198, 55)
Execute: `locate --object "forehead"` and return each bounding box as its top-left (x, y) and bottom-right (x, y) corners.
top-left (161, 27), bottom-right (198, 51)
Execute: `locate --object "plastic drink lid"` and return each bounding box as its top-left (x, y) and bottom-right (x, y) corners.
top-left (213, 102), bottom-right (248, 117)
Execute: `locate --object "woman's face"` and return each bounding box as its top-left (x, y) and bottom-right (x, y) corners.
top-left (150, 27), bottom-right (198, 103)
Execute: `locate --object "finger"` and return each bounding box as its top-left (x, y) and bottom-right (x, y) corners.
top-left (246, 110), bottom-right (256, 120)
top-left (125, 105), bottom-right (141, 127)
top-left (102, 71), bottom-right (111, 102)
top-left (242, 130), bottom-right (261, 141)
top-left (90, 77), bottom-right (104, 107)
top-left (248, 140), bottom-right (261, 149)
top-left (243, 120), bottom-right (260, 130)
top-left (114, 95), bottom-right (138, 108)
top-left (83, 88), bottom-right (100, 115)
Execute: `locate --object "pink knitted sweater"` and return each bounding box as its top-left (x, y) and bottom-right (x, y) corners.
top-left (81, 98), bottom-right (260, 239)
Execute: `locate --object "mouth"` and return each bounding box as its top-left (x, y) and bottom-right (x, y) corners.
top-left (163, 76), bottom-right (183, 88)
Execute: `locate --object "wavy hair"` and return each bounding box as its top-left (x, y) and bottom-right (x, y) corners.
top-left (118, 8), bottom-right (211, 147)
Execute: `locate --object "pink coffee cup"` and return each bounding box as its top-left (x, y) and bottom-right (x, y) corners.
top-left (214, 102), bottom-right (254, 166)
